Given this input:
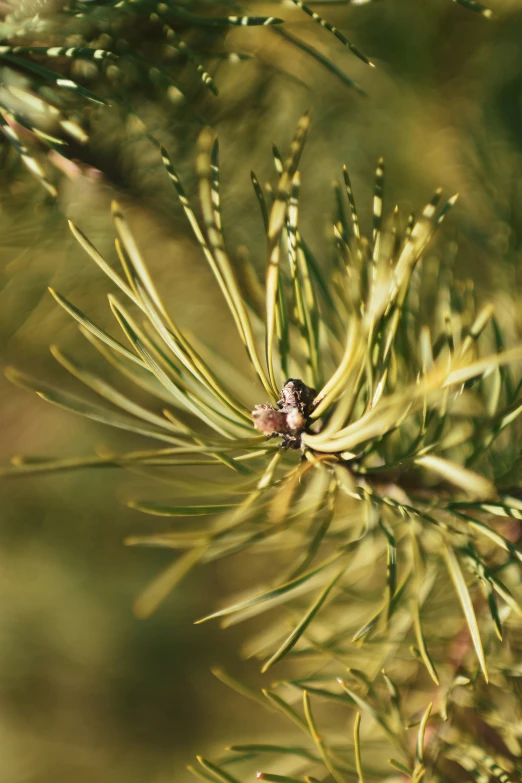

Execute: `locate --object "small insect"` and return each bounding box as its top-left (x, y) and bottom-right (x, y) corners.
top-left (278, 378), bottom-right (316, 416)
top-left (252, 378), bottom-right (316, 449)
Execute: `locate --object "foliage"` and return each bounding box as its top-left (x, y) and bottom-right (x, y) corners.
top-left (0, 0), bottom-right (379, 195)
top-left (0, 0), bottom-right (501, 196)
top-left (3, 104), bottom-right (522, 781)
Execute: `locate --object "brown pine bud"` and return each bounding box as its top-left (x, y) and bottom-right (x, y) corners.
top-left (252, 404), bottom-right (289, 438)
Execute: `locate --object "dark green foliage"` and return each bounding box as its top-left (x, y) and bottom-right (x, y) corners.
top-left (0, 0), bottom-right (497, 195)
top-left (0, 0), bottom-right (377, 195)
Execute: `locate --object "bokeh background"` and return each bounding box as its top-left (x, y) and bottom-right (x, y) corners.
top-left (2, 0), bottom-right (522, 780)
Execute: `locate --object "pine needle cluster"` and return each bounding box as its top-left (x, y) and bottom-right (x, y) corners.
top-left (2, 0), bottom-right (519, 781)
top-left (3, 105), bottom-right (522, 780)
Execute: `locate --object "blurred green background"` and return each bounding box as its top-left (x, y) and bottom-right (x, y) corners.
top-left (2, 0), bottom-right (522, 780)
